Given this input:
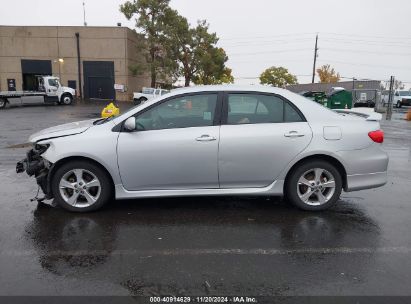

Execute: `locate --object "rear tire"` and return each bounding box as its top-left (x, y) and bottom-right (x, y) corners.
top-left (51, 160), bottom-right (112, 212)
top-left (285, 160), bottom-right (342, 211)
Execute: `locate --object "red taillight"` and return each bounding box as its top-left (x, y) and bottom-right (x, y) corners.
top-left (368, 130), bottom-right (384, 143)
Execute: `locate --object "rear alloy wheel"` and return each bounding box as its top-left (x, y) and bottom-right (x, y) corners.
top-left (61, 94), bottom-right (73, 105)
top-left (286, 160), bottom-right (342, 211)
top-left (52, 161), bottom-right (112, 212)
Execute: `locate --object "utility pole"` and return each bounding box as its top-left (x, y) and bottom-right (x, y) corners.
top-left (386, 76), bottom-right (394, 121)
top-left (83, 1), bottom-right (87, 26)
top-left (311, 34), bottom-right (318, 83)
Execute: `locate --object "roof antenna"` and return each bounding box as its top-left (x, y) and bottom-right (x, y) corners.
top-left (83, 1), bottom-right (87, 26)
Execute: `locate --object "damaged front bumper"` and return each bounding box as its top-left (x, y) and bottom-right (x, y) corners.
top-left (16, 145), bottom-right (53, 200)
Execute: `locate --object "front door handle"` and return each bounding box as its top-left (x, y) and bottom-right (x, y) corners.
top-left (196, 135), bottom-right (217, 142)
top-left (284, 131), bottom-right (305, 138)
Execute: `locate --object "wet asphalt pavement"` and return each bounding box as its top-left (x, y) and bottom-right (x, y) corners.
top-left (0, 102), bottom-right (411, 299)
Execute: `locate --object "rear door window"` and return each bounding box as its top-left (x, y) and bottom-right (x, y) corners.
top-left (226, 93), bottom-right (303, 124)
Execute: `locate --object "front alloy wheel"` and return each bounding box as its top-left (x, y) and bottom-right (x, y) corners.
top-left (59, 169), bottom-right (101, 208)
top-left (52, 161), bottom-right (112, 212)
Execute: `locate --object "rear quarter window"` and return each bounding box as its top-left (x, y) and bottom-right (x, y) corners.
top-left (284, 102), bottom-right (304, 122)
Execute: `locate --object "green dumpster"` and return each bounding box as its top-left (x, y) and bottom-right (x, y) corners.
top-left (327, 89), bottom-right (352, 109)
top-left (300, 91), bottom-right (328, 107)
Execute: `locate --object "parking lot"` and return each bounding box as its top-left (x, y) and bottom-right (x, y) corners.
top-left (0, 102), bottom-right (411, 298)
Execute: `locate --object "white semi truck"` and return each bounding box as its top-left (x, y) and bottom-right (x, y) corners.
top-left (0, 76), bottom-right (75, 109)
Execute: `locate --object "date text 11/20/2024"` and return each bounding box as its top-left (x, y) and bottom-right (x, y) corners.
top-left (149, 296), bottom-right (257, 303)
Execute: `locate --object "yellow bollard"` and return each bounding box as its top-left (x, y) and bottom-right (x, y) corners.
top-left (101, 102), bottom-right (120, 118)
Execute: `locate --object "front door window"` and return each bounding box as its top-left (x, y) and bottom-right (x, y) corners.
top-left (135, 94), bottom-right (218, 131)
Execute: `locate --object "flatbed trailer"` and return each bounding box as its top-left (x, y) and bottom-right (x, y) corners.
top-left (0, 76), bottom-right (75, 109)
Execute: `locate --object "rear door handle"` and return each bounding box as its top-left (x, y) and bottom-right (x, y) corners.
top-left (196, 135), bottom-right (217, 142)
top-left (284, 131), bottom-right (305, 138)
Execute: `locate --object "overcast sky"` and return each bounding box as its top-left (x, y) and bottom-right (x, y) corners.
top-left (1, 0), bottom-right (411, 88)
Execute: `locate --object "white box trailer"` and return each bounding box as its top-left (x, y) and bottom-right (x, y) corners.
top-left (0, 76), bottom-right (75, 109)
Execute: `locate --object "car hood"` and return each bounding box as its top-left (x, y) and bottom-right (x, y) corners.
top-left (29, 119), bottom-right (95, 143)
top-left (62, 86), bottom-right (75, 94)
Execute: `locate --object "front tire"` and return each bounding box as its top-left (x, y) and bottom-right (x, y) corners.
top-left (0, 98), bottom-right (7, 109)
top-left (51, 161), bottom-right (112, 212)
top-left (396, 101), bottom-right (402, 108)
top-left (285, 160), bottom-right (342, 211)
top-left (60, 94), bottom-right (73, 105)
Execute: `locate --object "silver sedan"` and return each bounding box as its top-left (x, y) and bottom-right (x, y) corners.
top-left (16, 86), bottom-right (389, 212)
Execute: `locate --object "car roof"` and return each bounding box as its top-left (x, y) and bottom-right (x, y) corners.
top-left (169, 85), bottom-right (288, 95)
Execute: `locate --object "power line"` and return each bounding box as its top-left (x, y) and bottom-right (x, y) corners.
top-left (220, 32), bottom-right (315, 41)
top-left (229, 48), bottom-right (312, 56)
top-left (318, 59), bottom-right (411, 71)
top-left (228, 47), bottom-right (411, 58)
top-left (220, 32), bottom-right (411, 44)
top-left (321, 32), bottom-right (411, 41)
top-left (321, 47), bottom-right (411, 56)
top-left (222, 38), bottom-right (313, 47)
top-left (321, 38), bottom-right (411, 48)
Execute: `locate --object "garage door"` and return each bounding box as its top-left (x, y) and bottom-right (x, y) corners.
top-left (21, 59), bottom-right (52, 91)
top-left (83, 61), bottom-right (115, 100)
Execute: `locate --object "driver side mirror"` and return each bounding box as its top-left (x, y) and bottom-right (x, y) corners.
top-left (124, 117), bottom-right (136, 131)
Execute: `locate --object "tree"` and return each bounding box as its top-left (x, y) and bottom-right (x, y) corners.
top-left (166, 18), bottom-right (233, 86)
top-left (121, 1), bottom-right (233, 87)
top-left (193, 48), bottom-right (234, 85)
top-left (120, 0), bottom-right (178, 87)
top-left (316, 64), bottom-right (340, 83)
top-left (259, 66), bottom-right (297, 88)
top-left (163, 12), bottom-right (199, 86)
top-left (394, 80), bottom-right (405, 90)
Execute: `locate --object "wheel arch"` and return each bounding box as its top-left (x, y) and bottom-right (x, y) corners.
top-left (60, 92), bottom-right (73, 102)
top-left (284, 154), bottom-right (348, 192)
top-left (47, 156), bottom-right (115, 197)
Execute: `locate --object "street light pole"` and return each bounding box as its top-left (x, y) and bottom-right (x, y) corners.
top-left (58, 61), bottom-right (61, 80)
top-left (58, 58), bottom-right (64, 81)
